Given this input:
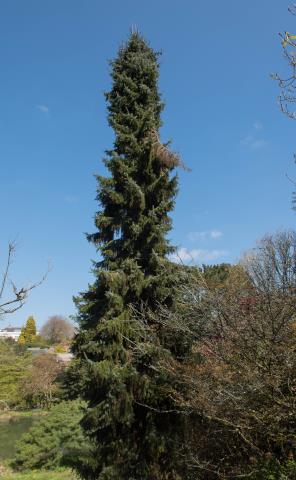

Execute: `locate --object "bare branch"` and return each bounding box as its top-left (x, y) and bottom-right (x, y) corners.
top-left (0, 241), bottom-right (16, 300)
top-left (0, 244), bottom-right (50, 319)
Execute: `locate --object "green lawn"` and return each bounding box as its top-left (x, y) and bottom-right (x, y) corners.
top-left (0, 469), bottom-right (75, 480)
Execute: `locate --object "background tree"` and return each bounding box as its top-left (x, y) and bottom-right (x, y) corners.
top-left (17, 327), bottom-right (26, 346)
top-left (146, 230), bottom-right (296, 478)
top-left (273, 4), bottom-right (296, 209)
top-left (21, 354), bottom-right (64, 408)
top-left (201, 263), bottom-right (231, 288)
top-left (273, 4), bottom-right (296, 119)
top-left (24, 315), bottom-right (36, 343)
top-left (18, 315), bottom-right (37, 345)
top-left (70, 31), bottom-right (188, 480)
top-left (40, 315), bottom-right (74, 345)
top-left (0, 339), bottom-right (32, 408)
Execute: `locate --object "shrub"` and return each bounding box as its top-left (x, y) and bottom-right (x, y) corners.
top-left (256, 459), bottom-right (296, 480)
top-left (20, 354), bottom-right (64, 408)
top-left (12, 400), bottom-right (86, 470)
top-left (0, 339), bottom-right (32, 408)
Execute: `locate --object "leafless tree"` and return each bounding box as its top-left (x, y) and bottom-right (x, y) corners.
top-left (21, 354), bottom-right (64, 408)
top-left (40, 315), bottom-right (75, 345)
top-left (0, 241), bottom-right (48, 319)
top-left (131, 231), bottom-right (296, 478)
top-left (272, 4), bottom-right (296, 119)
top-left (272, 5), bottom-right (296, 210)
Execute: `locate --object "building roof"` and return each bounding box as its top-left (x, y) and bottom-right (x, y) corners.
top-left (1, 326), bottom-right (22, 332)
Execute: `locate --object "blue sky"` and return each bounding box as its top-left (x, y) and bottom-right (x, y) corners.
top-left (1, 0), bottom-right (295, 327)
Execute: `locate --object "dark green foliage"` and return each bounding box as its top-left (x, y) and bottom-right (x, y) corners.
top-left (12, 400), bottom-right (86, 471)
top-left (71, 32), bottom-right (186, 479)
top-left (0, 339), bottom-right (32, 408)
top-left (202, 263), bottom-right (231, 288)
top-left (60, 358), bottom-right (91, 401)
top-left (255, 459), bottom-right (296, 479)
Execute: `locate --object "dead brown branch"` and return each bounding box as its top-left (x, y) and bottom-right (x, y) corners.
top-left (149, 128), bottom-right (191, 171)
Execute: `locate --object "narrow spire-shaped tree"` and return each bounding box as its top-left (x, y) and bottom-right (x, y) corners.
top-left (72, 32), bottom-right (185, 480)
top-left (18, 316), bottom-right (37, 345)
top-left (25, 315), bottom-right (37, 342)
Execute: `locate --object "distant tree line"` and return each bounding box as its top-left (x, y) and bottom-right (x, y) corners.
top-left (0, 315), bottom-right (74, 411)
top-left (16, 315), bottom-right (74, 348)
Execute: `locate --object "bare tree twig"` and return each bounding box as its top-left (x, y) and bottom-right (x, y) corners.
top-left (0, 242), bottom-right (50, 319)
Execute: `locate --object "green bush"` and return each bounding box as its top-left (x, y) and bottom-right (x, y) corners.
top-left (12, 400), bottom-right (86, 471)
top-left (255, 459), bottom-right (296, 480)
top-left (0, 339), bottom-right (32, 408)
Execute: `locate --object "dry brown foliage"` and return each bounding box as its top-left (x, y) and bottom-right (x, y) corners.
top-left (149, 129), bottom-right (190, 171)
top-left (21, 354), bottom-right (64, 408)
top-left (40, 315), bottom-right (75, 345)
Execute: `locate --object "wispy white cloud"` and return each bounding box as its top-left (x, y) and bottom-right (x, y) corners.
top-left (241, 121), bottom-right (267, 150)
top-left (188, 231), bottom-right (207, 241)
top-left (36, 104), bottom-right (49, 114)
top-left (210, 229), bottom-right (223, 238)
top-left (170, 247), bottom-right (228, 264)
top-left (250, 139), bottom-right (268, 149)
top-left (253, 121), bottom-right (263, 130)
top-left (241, 135), bottom-right (267, 150)
top-left (188, 229), bottom-right (223, 241)
top-left (65, 195), bottom-right (78, 204)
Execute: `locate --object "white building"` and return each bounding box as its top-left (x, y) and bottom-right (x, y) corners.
top-left (0, 326), bottom-right (22, 341)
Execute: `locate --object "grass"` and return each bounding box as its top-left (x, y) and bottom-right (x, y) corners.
top-left (0, 410), bottom-right (47, 419)
top-left (0, 469), bottom-right (75, 480)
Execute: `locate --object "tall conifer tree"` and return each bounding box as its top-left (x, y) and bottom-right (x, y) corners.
top-left (25, 315), bottom-right (37, 341)
top-left (72, 32), bottom-right (185, 480)
top-left (18, 316), bottom-right (37, 344)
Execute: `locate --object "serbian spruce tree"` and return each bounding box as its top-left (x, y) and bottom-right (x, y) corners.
top-left (72, 32), bottom-right (184, 480)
